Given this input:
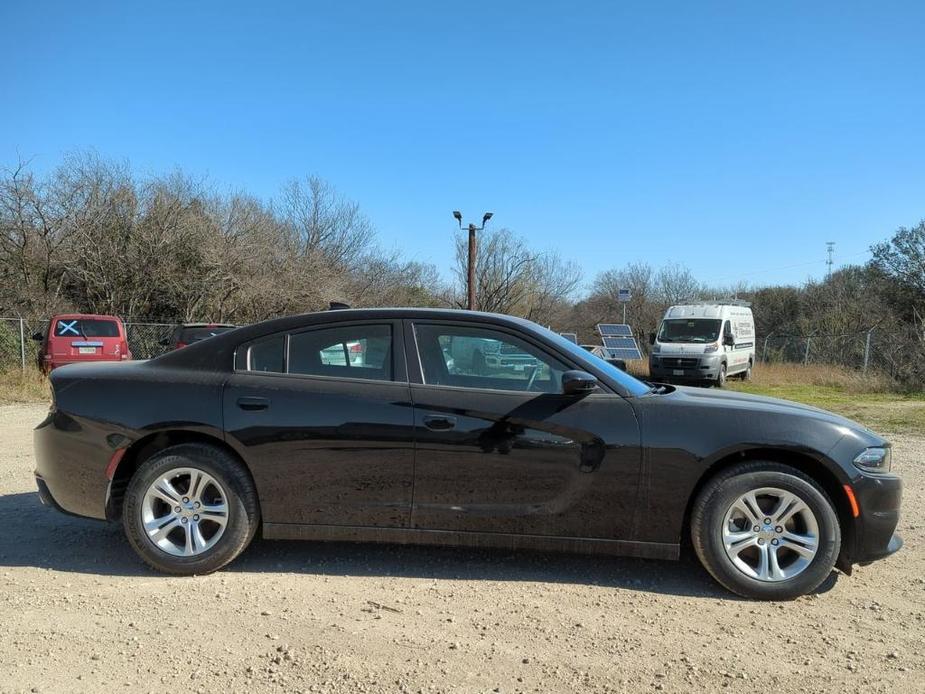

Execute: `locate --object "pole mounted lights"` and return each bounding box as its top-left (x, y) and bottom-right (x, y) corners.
top-left (453, 210), bottom-right (493, 310)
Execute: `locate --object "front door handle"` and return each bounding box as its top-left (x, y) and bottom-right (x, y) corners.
top-left (237, 396), bottom-right (270, 411)
top-left (423, 415), bottom-right (457, 431)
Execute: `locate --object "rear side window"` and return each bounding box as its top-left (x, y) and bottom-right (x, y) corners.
top-left (246, 335), bottom-right (285, 373)
top-left (55, 319), bottom-right (120, 338)
top-left (289, 325), bottom-right (391, 381)
top-left (239, 324), bottom-right (392, 382)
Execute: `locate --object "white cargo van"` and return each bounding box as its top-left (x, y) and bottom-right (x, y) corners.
top-left (649, 303), bottom-right (756, 387)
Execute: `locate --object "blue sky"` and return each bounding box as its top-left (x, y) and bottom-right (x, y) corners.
top-left (2, 1), bottom-right (923, 289)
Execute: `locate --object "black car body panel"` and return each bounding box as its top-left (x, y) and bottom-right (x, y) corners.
top-left (33, 308), bottom-right (902, 569)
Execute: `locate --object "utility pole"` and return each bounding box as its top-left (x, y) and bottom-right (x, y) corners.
top-left (826, 241), bottom-right (835, 278)
top-left (453, 210), bottom-right (493, 310)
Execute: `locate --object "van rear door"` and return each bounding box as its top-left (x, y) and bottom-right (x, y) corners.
top-left (50, 318), bottom-right (125, 363)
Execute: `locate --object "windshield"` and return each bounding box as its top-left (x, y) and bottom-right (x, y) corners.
top-left (535, 325), bottom-right (650, 397)
top-left (657, 319), bottom-right (722, 343)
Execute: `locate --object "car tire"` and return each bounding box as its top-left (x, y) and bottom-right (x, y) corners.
top-left (690, 461), bottom-right (840, 600)
top-left (714, 363), bottom-right (727, 388)
top-left (123, 443), bottom-right (260, 575)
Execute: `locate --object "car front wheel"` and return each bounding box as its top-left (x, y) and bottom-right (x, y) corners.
top-left (123, 443), bottom-right (260, 575)
top-left (690, 462), bottom-right (841, 600)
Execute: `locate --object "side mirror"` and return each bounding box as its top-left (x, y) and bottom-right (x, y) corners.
top-left (562, 370), bottom-right (598, 395)
top-left (31, 331), bottom-right (44, 341)
top-left (648, 332), bottom-right (656, 345)
top-left (723, 335), bottom-right (735, 346)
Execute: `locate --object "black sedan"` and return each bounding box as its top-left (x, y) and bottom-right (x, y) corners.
top-left (34, 309), bottom-right (902, 599)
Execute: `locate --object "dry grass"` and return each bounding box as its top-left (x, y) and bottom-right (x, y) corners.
top-left (743, 362), bottom-right (894, 393)
top-left (627, 360), bottom-right (923, 434)
top-left (628, 360), bottom-right (893, 393)
top-left (0, 367), bottom-right (50, 405)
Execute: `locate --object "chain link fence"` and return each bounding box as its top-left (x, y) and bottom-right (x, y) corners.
top-left (2, 318), bottom-right (922, 385)
top-left (760, 328), bottom-right (923, 382)
top-left (0, 318), bottom-right (176, 370)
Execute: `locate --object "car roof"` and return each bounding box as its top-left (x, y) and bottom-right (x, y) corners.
top-left (145, 307), bottom-right (645, 397)
top-left (178, 323), bottom-right (236, 328)
top-left (154, 308), bottom-right (544, 369)
top-left (50, 313), bottom-right (123, 321)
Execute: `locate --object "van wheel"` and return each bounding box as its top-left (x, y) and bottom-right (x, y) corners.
top-left (714, 364), bottom-right (727, 388)
top-left (742, 361), bottom-right (753, 381)
top-left (123, 443), bottom-right (260, 575)
top-left (690, 461), bottom-right (840, 599)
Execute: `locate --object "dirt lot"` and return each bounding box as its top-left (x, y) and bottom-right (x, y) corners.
top-left (1, 403), bottom-right (923, 693)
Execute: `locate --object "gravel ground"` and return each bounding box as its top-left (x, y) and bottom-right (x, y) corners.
top-left (1, 403), bottom-right (923, 693)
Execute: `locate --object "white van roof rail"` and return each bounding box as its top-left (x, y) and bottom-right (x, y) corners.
top-left (684, 300), bottom-right (752, 308)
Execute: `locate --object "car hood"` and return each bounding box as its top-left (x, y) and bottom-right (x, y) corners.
top-left (667, 385), bottom-right (882, 441)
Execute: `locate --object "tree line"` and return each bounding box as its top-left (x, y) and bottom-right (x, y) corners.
top-left (2, 152), bottom-right (923, 385)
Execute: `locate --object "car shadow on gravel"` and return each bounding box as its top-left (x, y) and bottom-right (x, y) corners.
top-left (233, 538), bottom-right (839, 600)
top-left (0, 492), bottom-right (149, 576)
top-left (0, 491), bottom-right (839, 598)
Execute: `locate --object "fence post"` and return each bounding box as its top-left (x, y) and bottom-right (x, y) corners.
top-left (19, 318), bottom-right (26, 372)
top-left (803, 337), bottom-right (811, 365)
top-left (762, 333), bottom-right (772, 363)
top-left (863, 328), bottom-right (873, 373)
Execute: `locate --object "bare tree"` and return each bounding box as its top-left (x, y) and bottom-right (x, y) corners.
top-left (452, 227), bottom-right (581, 319)
top-left (871, 220), bottom-right (925, 295)
top-left (278, 176), bottom-right (375, 271)
top-left (654, 262), bottom-right (701, 305)
top-left (0, 158), bottom-right (79, 315)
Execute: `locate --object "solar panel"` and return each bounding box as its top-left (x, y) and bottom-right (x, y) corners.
top-left (602, 336), bottom-right (637, 349)
top-left (597, 323), bottom-right (633, 337)
top-left (606, 347), bottom-right (643, 360)
top-left (559, 332), bottom-right (578, 344)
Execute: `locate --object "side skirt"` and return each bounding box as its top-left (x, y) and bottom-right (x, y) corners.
top-left (261, 523), bottom-right (679, 561)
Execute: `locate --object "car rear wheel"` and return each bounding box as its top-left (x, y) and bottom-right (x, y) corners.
top-left (690, 461), bottom-right (840, 600)
top-left (123, 443), bottom-right (260, 575)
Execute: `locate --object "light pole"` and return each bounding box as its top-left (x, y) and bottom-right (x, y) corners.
top-left (453, 210), bottom-right (493, 310)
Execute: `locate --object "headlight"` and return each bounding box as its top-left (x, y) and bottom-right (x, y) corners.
top-left (703, 343), bottom-right (719, 353)
top-left (853, 447), bottom-right (892, 473)
top-left (651, 343), bottom-right (660, 354)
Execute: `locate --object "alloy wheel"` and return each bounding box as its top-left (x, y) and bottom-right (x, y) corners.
top-left (140, 467), bottom-right (229, 557)
top-left (721, 486), bottom-right (819, 582)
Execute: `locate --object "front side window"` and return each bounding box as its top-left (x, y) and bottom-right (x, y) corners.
top-left (414, 324), bottom-right (566, 393)
top-left (289, 324), bottom-right (392, 381)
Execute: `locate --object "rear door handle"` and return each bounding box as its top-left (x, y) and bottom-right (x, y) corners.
top-left (237, 396), bottom-right (270, 411)
top-left (423, 415), bottom-right (457, 431)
